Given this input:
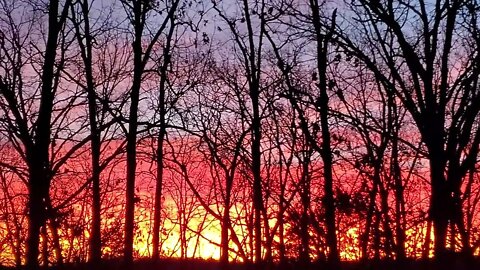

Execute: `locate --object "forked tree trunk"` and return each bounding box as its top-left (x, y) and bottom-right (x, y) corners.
top-left (25, 0), bottom-right (70, 268)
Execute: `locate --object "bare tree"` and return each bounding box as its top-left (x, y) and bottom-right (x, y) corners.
top-left (211, 0), bottom-right (269, 263)
top-left (119, 0), bottom-right (180, 264)
top-left (308, 3), bottom-right (340, 264)
top-left (336, 0), bottom-right (480, 259)
top-left (0, 0), bottom-right (73, 268)
top-left (70, 0), bottom-right (103, 262)
top-left (265, 1), bottom-right (339, 265)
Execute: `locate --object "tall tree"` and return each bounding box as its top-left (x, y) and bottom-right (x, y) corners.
top-left (152, 5), bottom-right (176, 261)
top-left (119, 0), bottom-right (180, 264)
top-left (308, 2), bottom-right (340, 265)
top-left (265, 1), bottom-right (340, 264)
top-left (70, 0), bottom-right (102, 263)
top-left (0, 0), bottom-right (72, 268)
top-left (212, 0), bottom-right (268, 263)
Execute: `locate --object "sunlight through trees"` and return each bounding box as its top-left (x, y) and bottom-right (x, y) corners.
top-left (1, 0), bottom-right (480, 269)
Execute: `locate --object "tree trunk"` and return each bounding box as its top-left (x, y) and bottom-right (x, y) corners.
top-left (238, 0), bottom-right (265, 263)
top-left (309, 2), bottom-right (339, 265)
top-left (391, 137), bottom-right (406, 260)
top-left (373, 211), bottom-right (381, 261)
top-left (221, 207), bottom-right (230, 264)
top-left (152, 131), bottom-right (165, 259)
top-left (26, 179), bottom-right (45, 269)
top-left (379, 183), bottom-right (395, 258)
top-left (432, 188), bottom-right (449, 256)
top-left (41, 225), bottom-right (49, 267)
top-left (252, 104), bottom-right (263, 263)
top-left (448, 170), bottom-right (472, 255)
top-left (362, 183), bottom-right (377, 260)
top-left (89, 127), bottom-right (102, 265)
top-left (453, 191), bottom-right (471, 255)
top-left (423, 219), bottom-right (432, 259)
top-left (429, 157), bottom-right (449, 257)
top-left (278, 192), bottom-right (286, 265)
top-left (25, 0), bottom-right (71, 267)
top-left (44, 196), bottom-right (63, 265)
top-left (152, 13), bottom-right (175, 260)
top-left (124, 60), bottom-right (140, 266)
top-left (299, 150), bottom-right (311, 264)
top-left (49, 219), bottom-right (63, 265)
top-left (74, 0), bottom-right (103, 262)
top-left (124, 1), bottom-right (144, 264)
top-left (26, 0), bottom-right (65, 266)
top-left (221, 174), bottom-right (233, 264)
top-left (14, 225), bottom-right (21, 268)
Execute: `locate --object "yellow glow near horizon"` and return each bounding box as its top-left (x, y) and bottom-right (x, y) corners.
top-left (130, 205), bottom-right (222, 260)
top-left (1, 199), bottom-right (476, 266)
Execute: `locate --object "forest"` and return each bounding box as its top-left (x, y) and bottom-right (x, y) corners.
top-left (0, 0), bottom-right (480, 269)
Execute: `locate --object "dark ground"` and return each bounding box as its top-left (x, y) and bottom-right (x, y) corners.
top-left (3, 257), bottom-right (480, 270)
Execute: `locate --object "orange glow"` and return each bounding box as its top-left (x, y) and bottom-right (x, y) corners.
top-left (1, 140), bottom-right (480, 266)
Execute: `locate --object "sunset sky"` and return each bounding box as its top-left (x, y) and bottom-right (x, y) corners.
top-left (1, 0), bottom-right (480, 269)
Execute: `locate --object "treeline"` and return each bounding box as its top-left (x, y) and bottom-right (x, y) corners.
top-left (0, 0), bottom-right (480, 269)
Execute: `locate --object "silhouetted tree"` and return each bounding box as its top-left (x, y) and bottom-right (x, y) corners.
top-left (119, 0), bottom-right (180, 264)
top-left (0, 0), bottom-right (72, 268)
top-left (212, 0), bottom-right (268, 263)
top-left (336, 0), bottom-right (480, 259)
